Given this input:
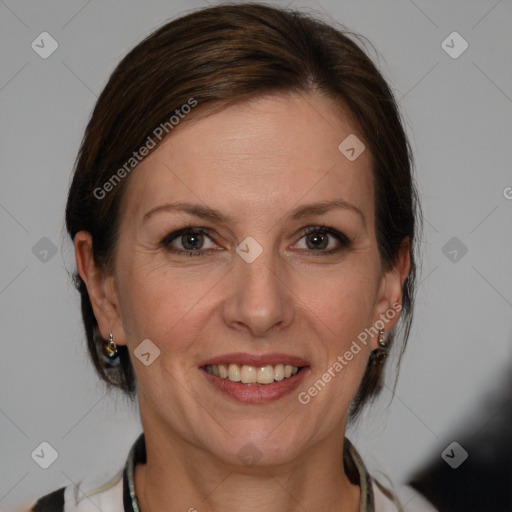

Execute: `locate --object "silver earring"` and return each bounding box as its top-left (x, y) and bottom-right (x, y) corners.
top-left (104, 332), bottom-right (119, 359)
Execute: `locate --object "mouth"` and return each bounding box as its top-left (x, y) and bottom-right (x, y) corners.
top-left (199, 353), bottom-right (310, 403)
top-left (203, 363), bottom-right (304, 385)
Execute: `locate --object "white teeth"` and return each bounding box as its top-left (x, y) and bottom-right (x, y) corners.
top-left (274, 364), bottom-right (284, 381)
top-left (228, 363), bottom-right (241, 382)
top-left (205, 363), bottom-right (301, 384)
top-left (241, 365), bottom-right (257, 383)
top-left (218, 364), bottom-right (228, 378)
top-left (257, 365), bottom-right (274, 384)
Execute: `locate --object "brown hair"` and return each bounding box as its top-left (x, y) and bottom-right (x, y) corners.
top-left (65, 2), bottom-right (421, 420)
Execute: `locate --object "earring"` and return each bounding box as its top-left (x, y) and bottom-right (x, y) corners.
top-left (104, 332), bottom-right (119, 359)
top-left (378, 328), bottom-right (387, 349)
top-left (371, 328), bottom-right (388, 363)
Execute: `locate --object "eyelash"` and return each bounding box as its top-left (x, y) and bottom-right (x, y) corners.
top-left (159, 224), bottom-right (351, 258)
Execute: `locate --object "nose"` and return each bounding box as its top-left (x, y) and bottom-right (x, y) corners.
top-left (222, 247), bottom-right (294, 338)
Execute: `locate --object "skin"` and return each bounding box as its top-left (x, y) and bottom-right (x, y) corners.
top-left (75, 91), bottom-right (410, 512)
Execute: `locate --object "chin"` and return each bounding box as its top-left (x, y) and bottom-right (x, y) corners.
top-left (206, 426), bottom-right (308, 468)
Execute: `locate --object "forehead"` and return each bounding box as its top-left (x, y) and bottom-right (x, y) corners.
top-left (121, 92), bottom-right (374, 226)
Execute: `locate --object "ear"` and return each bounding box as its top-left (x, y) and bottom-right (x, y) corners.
top-left (74, 231), bottom-right (126, 347)
top-left (371, 237), bottom-right (411, 349)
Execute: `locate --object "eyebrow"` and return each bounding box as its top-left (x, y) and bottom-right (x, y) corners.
top-left (142, 199), bottom-right (366, 227)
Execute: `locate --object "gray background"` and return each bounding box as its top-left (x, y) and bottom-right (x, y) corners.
top-left (1, 0), bottom-right (511, 510)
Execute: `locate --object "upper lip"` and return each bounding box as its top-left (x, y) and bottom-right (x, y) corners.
top-left (199, 352), bottom-right (310, 368)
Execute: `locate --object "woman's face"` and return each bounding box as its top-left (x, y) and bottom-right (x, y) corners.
top-left (86, 91), bottom-right (406, 466)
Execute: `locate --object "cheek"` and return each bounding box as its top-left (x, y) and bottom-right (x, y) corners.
top-left (295, 268), bottom-right (380, 402)
top-left (296, 262), bottom-right (380, 333)
top-left (116, 256), bottom-right (216, 349)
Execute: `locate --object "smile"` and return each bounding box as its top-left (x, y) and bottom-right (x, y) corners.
top-left (205, 363), bottom-right (301, 385)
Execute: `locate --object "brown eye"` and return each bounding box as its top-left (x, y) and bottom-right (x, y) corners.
top-left (180, 231), bottom-right (205, 251)
top-left (161, 227), bottom-right (217, 256)
top-left (295, 226), bottom-right (351, 255)
top-left (305, 231), bottom-right (329, 250)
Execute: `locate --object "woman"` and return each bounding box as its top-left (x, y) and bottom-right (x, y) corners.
top-left (23, 3), bottom-right (436, 511)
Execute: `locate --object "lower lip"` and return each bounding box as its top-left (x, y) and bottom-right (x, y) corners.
top-left (201, 367), bottom-right (310, 403)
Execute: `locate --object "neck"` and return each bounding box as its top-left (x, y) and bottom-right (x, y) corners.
top-left (134, 407), bottom-right (360, 512)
